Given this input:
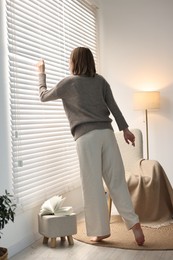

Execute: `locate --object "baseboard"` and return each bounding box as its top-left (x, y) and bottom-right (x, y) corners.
top-left (8, 232), bottom-right (41, 258)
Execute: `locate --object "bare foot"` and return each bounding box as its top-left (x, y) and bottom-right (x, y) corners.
top-left (90, 234), bottom-right (110, 242)
top-left (132, 223), bottom-right (145, 246)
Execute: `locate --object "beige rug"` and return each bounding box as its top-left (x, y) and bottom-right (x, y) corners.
top-left (73, 215), bottom-right (173, 250)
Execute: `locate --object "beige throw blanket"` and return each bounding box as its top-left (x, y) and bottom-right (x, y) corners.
top-left (126, 159), bottom-right (173, 227)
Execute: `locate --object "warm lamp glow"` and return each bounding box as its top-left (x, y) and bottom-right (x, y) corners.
top-left (133, 91), bottom-right (160, 110)
top-left (133, 91), bottom-right (160, 160)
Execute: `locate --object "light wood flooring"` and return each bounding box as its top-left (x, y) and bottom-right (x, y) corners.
top-left (9, 238), bottom-right (173, 260)
top-left (9, 214), bottom-right (173, 260)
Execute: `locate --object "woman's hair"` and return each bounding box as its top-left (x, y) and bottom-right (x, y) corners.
top-left (70, 47), bottom-right (96, 77)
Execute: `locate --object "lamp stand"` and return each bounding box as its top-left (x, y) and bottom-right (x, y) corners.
top-left (145, 109), bottom-right (149, 160)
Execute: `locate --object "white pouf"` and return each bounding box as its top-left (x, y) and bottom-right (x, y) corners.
top-left (38, 213), bottom-right (77, 248)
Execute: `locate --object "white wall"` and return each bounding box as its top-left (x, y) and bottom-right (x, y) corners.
top-left (97, 0), bottom-right (173, 184)
top-left (0, 0), bottom-right (12, 192)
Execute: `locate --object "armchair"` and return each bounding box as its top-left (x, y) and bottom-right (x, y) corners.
top-left (106, 129), bottom-right (173, 225)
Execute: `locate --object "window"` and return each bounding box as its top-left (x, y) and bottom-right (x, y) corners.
top-left (6, 0), bottom-right (97, 209)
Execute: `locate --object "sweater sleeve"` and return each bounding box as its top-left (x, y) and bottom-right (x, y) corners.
top-left (38, 73), bottom-right (60, 102)
top-left (104, 83), bottom-right (128, 131)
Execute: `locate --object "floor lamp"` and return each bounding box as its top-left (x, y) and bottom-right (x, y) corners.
top-left (133, 91), bottom-right (160, 159)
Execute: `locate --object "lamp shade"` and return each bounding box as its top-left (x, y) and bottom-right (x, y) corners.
top-left (133, 91), bottom-right (160, 110)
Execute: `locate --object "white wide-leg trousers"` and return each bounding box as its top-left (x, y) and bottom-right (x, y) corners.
top-left (76, 129), bottom-right (139, 236)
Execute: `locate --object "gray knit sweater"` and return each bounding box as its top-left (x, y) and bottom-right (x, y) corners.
top-left (39, 73), bottom-right (128, 140)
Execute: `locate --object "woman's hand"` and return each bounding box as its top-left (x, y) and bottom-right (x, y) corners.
top-left (36, 59), bottom-right (45, 73)
top-left (123, 128), bottom-right (135, 146)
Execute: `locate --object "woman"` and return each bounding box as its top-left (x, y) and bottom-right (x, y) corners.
top-left (37, 47), bottom-right (145, 245)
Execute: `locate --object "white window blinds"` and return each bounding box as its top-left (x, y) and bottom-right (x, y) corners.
top-left (6, 0), bottom-right (97, 210)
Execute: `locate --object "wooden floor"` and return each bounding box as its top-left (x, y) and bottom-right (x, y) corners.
top-left (9, 238), bottom-right (173, 260)
top-left (9, 214), bottom-right (173, 260)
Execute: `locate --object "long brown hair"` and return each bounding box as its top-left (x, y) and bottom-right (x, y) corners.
top-left (70, 47), bottom-right (96, 77)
